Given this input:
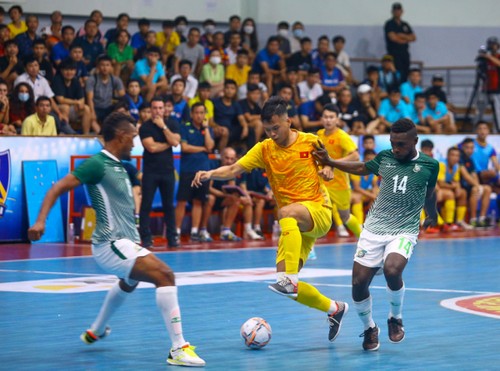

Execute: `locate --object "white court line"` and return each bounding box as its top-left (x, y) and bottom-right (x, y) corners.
top-left (0, 269), bottom-right (101, 276)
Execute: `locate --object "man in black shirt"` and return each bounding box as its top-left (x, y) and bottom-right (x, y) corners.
top-left (286, 37), bottom-right (313, 80)
top-left (32, 40), bottom-right (53, 83)
top-left (238, 83), bottom-right (263, 146)
top-left (139, 96), bottom-right (181, 248)
top-left (384, 2), bottom-right (416, 82)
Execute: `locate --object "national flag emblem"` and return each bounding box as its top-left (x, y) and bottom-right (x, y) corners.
top-left (300, 151), bottom-right (309, 158)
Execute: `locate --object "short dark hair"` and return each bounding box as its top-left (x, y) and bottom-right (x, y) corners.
top-left (175, 16), bottom-right (188, 25)
top-left (300, 37), bottom-right (312, 45)
top-left (113, 99), bottom-right (129, 112)
top-left (447, 146), bottom-right (460, 155)
top-left (278, 83), bottom-right (292, 91)
top-left (172, 78), bottom-right (186, 87)
top-left (33, 39), bottom-right (46, 48)
top-left (117, 13), bottom-right (130, 22)
top-left (4, 39), bottom-right (17, 48)
top-left (84, 19), bottom-right (97, 28)
top-left (62, 25), bottom-right (75, 34)
top-left (198, 82), bottom-right (211, 90)
top-left (363, 134), bottom-right (375, 143)
top-left (391, 118), bottom-right (416, 133)
top-left (278, 21), bottom-right (289, 29)
top-left (163, 95), bottom-right (174, 105)
top-left (364, 149), bottom-right (377, 157)
top-left (325, 51), bottom-right (338, 59)
top-left (248, 69), bottom-right (260, 77)
top-left (247, 83), bottom-right (260, 93)
top-left (191, 102), bottom-right (206, 112)
top-left (127, 78), bottom-right (141, 87)
top-left (308, 67), bottom-right (320, 75)
top-left (333, 35), bottom-right (345, 44)
top-left (8, 5), bottom-right (23, 15)
top-left (224, 79), bottom-right (237, 88)
top-left (229, 15), bottom-right (241, 22)
top-left (476, 121), bottom-right (491, 130)
top-left (202, 18), bottom-right (216, 26)
top-left (59, 59), bottom-right (77, 70)
top-left (414, 92), bottom-right (426, 100)
top-left (101, 112), bottom-right (135, 142)
top-left (409, 68), bottom-right (421, 74)
top-left (366, 65), bottom-right (379, 74)
top-left (35, 96), bottom-right (51, 106)
top-left (188, 27), bottom-right (201, 35)
top-left (162, 20), bottom-right (175, 28)
top-left (236, 49), bottom-right (249, 57)
top-left (138, 18), bottom-right (150, 27)
top-left (318, 35), bottom-right (329, 43)
top-left (323, 103), bottom-right (339, 115)
top-left (146, 46), bottom-right (161, 55)
top-left (267, 36), bottom-right (280, 45)
top-left (139, 102), bottom-right (151, 110)
top-left (261, 96), bottom-right (288, 123)
top-left (97, 54), bottom-right (113, 64)
top-left (388, 87), bottom-right (401, 95)
top-left (23, 55), bottom-right (38, 67)
top-left (421, 139), bottom-right (434, 149)
top-left (69, 43), bottom-right (83, 51)
top-left (150, 96), bottom-right (164, 105)
top-left (461, 137), bottom-right (475, 145)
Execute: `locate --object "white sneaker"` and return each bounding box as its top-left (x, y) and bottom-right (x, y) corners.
top-left (457, 220), bottom-right (473, 230)
top-left (337, 225), bottom-right (349, 237)
top-left (244, 229), bottom-right (265, 240)
top-left (199, 230), bottom-right (213, 242)
top-left (167, 343), bottom-right (206, 367)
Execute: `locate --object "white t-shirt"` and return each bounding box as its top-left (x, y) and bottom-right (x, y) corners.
top-left (298, 81), bottom-right (323, 101)
top-left (170, 74), bottom-right (199, 99)
top-left (14, 73), bottom-right (54, 100)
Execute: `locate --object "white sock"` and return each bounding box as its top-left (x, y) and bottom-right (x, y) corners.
top-left (328, 300), bottom-right (339, 315)
top-left (253, 224), bottom-right (261, 231)
top-left (354, 295), bottom-right (376, 330)
top-left (191, 227), bottom-right (198, 234)
top-left (244, 223), bottom-right (253, 233)
top-left (285, 273), bottom-right (298, 284)
top-left (91, 282), bottom-right (129, 335)
top-left (156, 286), bottom-right (187, 350)
top-left (387, 284), bottom-right (405, 319)
top-left (176, 228), bottom-right (181, 235)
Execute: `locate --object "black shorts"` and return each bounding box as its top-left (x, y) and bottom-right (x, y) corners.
top-left (176, 172), bottom-right (209, 202)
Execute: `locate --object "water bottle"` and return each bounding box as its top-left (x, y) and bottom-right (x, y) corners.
top-left (490, 208), bottom-right (497, 225)
top-left (68, 223), bottom-right (75, 243)
top-left (272, 221), bottom-right (280, 241)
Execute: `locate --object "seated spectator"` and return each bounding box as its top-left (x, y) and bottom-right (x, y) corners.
top-left (107, 29), bottom-right (134, 82)
top-left (166, 79), bottom-right (191, 124)
top-left (284, 66), bottom-right (302, 107)
top-left (123, 79), bottom-right (143, 121)
top-left (32, 40), bottom-right (53, 83)
top-left (51, 25), bottom-right (75, 66)
top-left (350, 149), bottom-right (379, 223)
top-left (438, 147), bottom-right (471, 231)
top-left (460, 137), bottom-right (493, 228)
top-left (104, 12), bottom-right (130, 46)
top-left (175, 27), bottom-right (205, 76)
top-left (238, 83), bottom-right (263, 145)
top-left (200, 49), bottom-right (225, 98)
top-left (68, 44), bottom-right (88, 87)
top-left (353, 84), bottom-right (378, 135)
top-left (472, 122), bottom-right (500, 185)
top-left (7, 5), bottom-right (27, 39)
top-left (131, 46), bottom-right (168, 102)
top-left (425, 74), bottom-right (448, 103)
top-left (174, 15), bottom-right (189, 43)
top-left (74, 19), bottom-right (104, 70)
top-left (240, 18), bottom-right (258, 56)
top-left (332, 35), bottom-right (353, 84)
top-left (424, 90), bottom-right (456, 133)
top-left (189, 82), bottom-right (214, 126)
top-left (14, 14), bottom-right (40, 60)
top-left (77, 10), bottom-right (103, 42)
top-left (224, 31), bottom-right (241, 65)
top-left (9, 82), bottom-right (35, 133)
top-left (170, 59), bottom-right (198, 101)
top-left (290, 21), bottom-right (305, 54)
top-left (86, 55), bottom-right (125, 127)
top-left (238, 69), bottom-right (268, 101)
top-left (0, 79), bottom-right (16, 135)
top-left (320, 52), bottom-right (346, 93)
top-left (0, 40), bottom-right (25, 85)
top-left (362, 65), bottom-right (383, 105)
top-left (131, 18), bottom-right (150, 54)
top-left (224, 15), bottom-right (241, 46)
top-left (213, 79), bottom-right (247, 148)
top-left (311, 35), bottom-right (329, 69)
top-left (378, 54), bottom-right (401, 93)
top-left (135, 30), bottom-right (157, 62)
top-left (225, 49), bottom-right (251, 88)
top-left (336, 87), bottom-right (363, 133)
top-left (286, 37), bottom-right (313, 80)
top-left (155, 20), bottom-right (179, 67)
top-left (408, 92), bottom-right (431, 133)
top-left (275, 21), bottom-right (291, 56)
top-left (277, 83), bottom-right (301, 130)
top-left (252, 36), bottom-right (285, 92)
top-left (400, 68), bottom-right (423, 105)
top-left (204, 31), bottom-right (229, 66)
top-left (21, 96), bottom-right (56, 135)
top-left (52, 59), bottom-right (93, 134)
top-left (200, 18), bottom-right (216, 49)
top-left (375, 87), bottom-right (410, 133)
top-left (0, 24), bottom-right (9, 57)
top-left (298, 67), bottom-right (323, 131)
top-left (136, 101), bottom-right (150, 131)
top-left (361, 134), bottom-right (376, 154)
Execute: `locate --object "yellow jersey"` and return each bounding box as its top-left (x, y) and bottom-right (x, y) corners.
top-left (225, 64), bottom-right (251, 87)
top-left (155, 31), bottom-right (180, 54)
top-left (237, 130), bottom-right (331, 209)
top-left (188, 96), bottom-right (214, 120)
top-left (316, 128), bottom-right (358, 191)
top-left (438, 161), bottom-right (460, 183)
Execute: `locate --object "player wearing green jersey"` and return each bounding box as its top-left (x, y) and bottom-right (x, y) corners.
top-left (313, 118), bottom-right (439, 351)
top-left (28, 112), bottom-right (205, 367)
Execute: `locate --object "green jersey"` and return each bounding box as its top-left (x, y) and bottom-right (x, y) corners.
top-left (364, 150), bottom-right (439, 236)
top-left (72, 150), bottom-right (139, 243)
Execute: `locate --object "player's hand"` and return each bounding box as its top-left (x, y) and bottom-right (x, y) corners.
top-left (318, 166), bottom-right (334, 181)
top-left (28, 221), bottom-right (45, 241)
top-left (312, 141), bottom-right (332, 166)
top-left (191, 171), bottom-right (211, 188)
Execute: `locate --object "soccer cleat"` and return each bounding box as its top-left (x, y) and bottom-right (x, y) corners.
top-left (328, 301), bottom-right (349, 342)
top-left (308, 248), bottom-right (317, 260)
top-left (425, 225), bottom-right (441, 234)
top-left (360, 325), bottom-right (380, 351)
top-left (387, 317), bottom-right (405, 343)
top-left (457, 220), bottom-right (473, 230)
top-left (199, 230), bottom-right (213, 242)
top-left (268, 276), bottom-right (298, 298)
top-left (220, 231), bottom-right (242, 241)
top-left (167, 343), bottom-right (206, 367)
top-left (80, 326), bottom-right (111, 344)
top-left (442, 223), bottom-right (460, 233)
top-left (244, 229), bottom-right (265, 240)
top-left (337, 225), bottom-right (349, 237)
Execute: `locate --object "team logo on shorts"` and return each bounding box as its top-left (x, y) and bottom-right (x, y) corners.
top-left (413, 164), bottom-right (421, 173)
top-left (441, 294), bottom-right (500, 319)
top-left (356, 249), bottom-right (367, 258)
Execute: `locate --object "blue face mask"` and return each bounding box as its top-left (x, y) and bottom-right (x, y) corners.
top-left (293, 29), bottom-right (304, 38)
top-left (18, 92), bottom-right (30, 102)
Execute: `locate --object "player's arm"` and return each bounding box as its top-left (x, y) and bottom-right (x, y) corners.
top-left (339, 149), bottom-right (360, 162)
top-left (312, 142), bottom-right (371, 175)
top-left (459, 166), bottom-right (480, 187)
top-left (192, 163), bottom-right (246, 188)
top-left (28, 174), bottom-right (82, 241)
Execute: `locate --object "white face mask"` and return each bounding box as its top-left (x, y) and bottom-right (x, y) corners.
top-left (331, 97), bottom-right (337, 105)
top-left (278, 29), bottom-right (289, 37)
top-left (243, 25), bottom-right (254, 34)
top-left (204, 25), bottom-right (215, 34)
top-left (210, 56), bottom-right (221, 65)
top-left (177, 24), bottom-right (187, 33)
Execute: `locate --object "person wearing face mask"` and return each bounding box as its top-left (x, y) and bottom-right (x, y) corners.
top-left (200, 49), bottom-right (225, 98)
top-left (200, 19), bottom-right (216, 48)
top-left (174, 15), bottom-right (188, 43)
top-left (9, 82), bottom-right (35, 133)
top-left (290, 21), bottom-right (305, 54)
top-left (240, 18), bottom-right (258, 56)
top-left (276, 21), bottom-right (291, 57)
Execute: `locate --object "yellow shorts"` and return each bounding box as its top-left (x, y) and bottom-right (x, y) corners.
top-left (327, 188), bottom-right (351, 211)
top-left (276, 201), bottom-right (332, 265)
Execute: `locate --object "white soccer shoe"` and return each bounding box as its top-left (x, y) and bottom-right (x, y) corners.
top-left (167, 343), bottom-right (206, 367)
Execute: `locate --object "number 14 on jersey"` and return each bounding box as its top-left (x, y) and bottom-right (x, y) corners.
top-left (392, 175), bottom-right (408, 194)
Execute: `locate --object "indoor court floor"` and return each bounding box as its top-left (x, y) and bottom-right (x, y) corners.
top-left (0, 235), bottom-right (499, 370)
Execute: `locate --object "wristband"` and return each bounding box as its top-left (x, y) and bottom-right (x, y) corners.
top-left (162, 126), bottom-right (167, 130)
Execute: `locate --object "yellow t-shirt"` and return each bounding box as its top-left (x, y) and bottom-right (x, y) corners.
top-left (225, 64), bottom-right (251, 87)
top-left (316, 128), bottom-right (358, 191)
top-left (21, 114), bottom-right (57, 136)
top-left (8, 21), bottom-right (27, 38)
top-left (155, 31), bottom-right (180, 54)
top-left (188, 96), bottom-right (214, 120)
top-left (237, 130), bottom-right (331, 209)
top-left (438, 162), bottom-right (460, 183)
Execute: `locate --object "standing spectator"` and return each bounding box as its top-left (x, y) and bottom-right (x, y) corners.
top-left (0, 40), bottom-right (24, 84)
top-left (384, 2), bottom-right (416, 82)
top-left (155, 20), bottom-right (180, 67)
top-left (131, 46), bottom-right (168, 102)
top-left (332, 35), bottom-right (353, 83)
top-left (174, 16), bottom-right (188, 43)
top-left (423, 90), bottom-right (456, 134)
top-left (311, 35), bottom-right (329, 70)
top-left (7, 5), bottom-right (27, 39)
top-left (189, 82), bottom-right (214, 126)
top-left (107, 29), bottom-right (134, 81)
top-left (104, 13), bottom-right (130, 46)
top-left (252, 36), bottom-right (285, 92)
top-left (14, 14), bottom-right (40, 60)
top-left (477, 36), bottom-right (500, 131)
top-left (139, 97), bottom-right (181, 248)
top-left (131, 18), bottom-right (150, 55)
top-left (200, 19), bottom-right (216, 49)
top-left (378, 54), bottom-right (401, 94)
top-left (9, 82), bottom-right (35, 133)
top-left (174, 28), bottom-right (205, 77)
top-left (320, 52), bottom-right (345, 93)
top-left (276, 21), bottom-right (291, 56)
top-left (240, 18), bottom-right (258, 56)
top-left (290, 21), bottom-right (305, 54)
top-left (32, 40), bottom-right (53, 83)
top-left (224, 15), bottom-right (241, 46)
top-left (175, 102), bottom-right (215, 242)
top-left (224, 31), bottom-right (241, 65)
top-left (298, 67), bottom-right (323, 131)
top-left (75, 20), bottom-right (104, 70)
top-left (170, 59), bottom-right (199, 101)
top-left (376, 87), bottom-right (410, 133)
top-left (21, 96), bottom-right (56, 136)
top-left (286, 37), bottom-right (313, 80)
top-left (238, 83), bottom-right (264, 145)
top-left (68, 44), bottom-right (88, 87)
top-left (400, 68), bottom-right (423, 105)
top-left (51, 25), bottom-right (75, 66)
top-left (226, 49), bottom-right (251, 88)
top-left (200, 49), bottom-right (225, 98)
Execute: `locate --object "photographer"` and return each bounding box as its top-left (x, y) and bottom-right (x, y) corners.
top-left (477, 36), bottom-right (500, 131)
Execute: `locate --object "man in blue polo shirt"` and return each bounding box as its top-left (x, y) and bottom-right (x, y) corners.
top-left (51, 25), bottom-right (75, 66)
top-left (252, 36), bottom-right (285, 92)
top-left (131, 46), bottom-right (168, 102)
top-left (423, 90), bottom-right (456, 133)
top-left (472, 121), bottom-right (500, 185)
top-left (320, 52), bottom-right (345, 94)
top-left (400, 68), bottom-right (423, 105)
top-left (175, 102), bottom-right (215, 243)
top-left (376, 87), bottom-right (410, 133)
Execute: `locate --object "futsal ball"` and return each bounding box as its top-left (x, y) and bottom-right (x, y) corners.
top-left (240, 317), bottom-right (272, 349)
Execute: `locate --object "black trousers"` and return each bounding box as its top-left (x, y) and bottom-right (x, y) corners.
top-left (139, 170), bottom-right (176, 245)
top-left (391, 51), bottom-right (410, 82)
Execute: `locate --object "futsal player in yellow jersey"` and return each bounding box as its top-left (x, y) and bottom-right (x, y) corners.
top-left (192, 97), bottom-right (348, 342)
top-left (316, 104), bottom-right (363, 239)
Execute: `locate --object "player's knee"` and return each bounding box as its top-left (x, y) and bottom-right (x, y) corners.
top-left (383, 263), bottom-right (402, 280)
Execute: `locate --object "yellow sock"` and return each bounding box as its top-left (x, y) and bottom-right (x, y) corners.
top-left (420, 210), bottom-right (426, 224)
top-left (444, 199), bottom-right (456, 224)
top-left (437, 213), bottom-right (444, 226)
top-left (296, 281), bottom-right (332, 313)
top-left (352, 202), bottom-right (364, 224)
top-left (332, 205), bottom-right (343, 227)
top-left (456, 206), bottom-right (467, 222)
top-left (345, 214), bottom-right (362, 237)
top-left (279, 218), bottom-right (302, 275)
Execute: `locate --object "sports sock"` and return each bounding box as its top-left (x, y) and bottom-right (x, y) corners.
top-left (91, 282), bottom-right (129, 335)
top-left (456, 206), bottom-right (467, 223)
top-left (387, 284), bottom-right (405, 319)
top-left (352, 202), bottom-right (364, 224)
top-left (253, 224), bottom-right (262, 232)
top-left (156, 286), bottom-right (187, 350)
top-left (279, 217), bottom-right (302, 276)
top-left (191, 227), bottom-right (198, 234)
top-left (332, 208), bottom-right (343, 228)
top-left (295, 281), bottom-right (332, 312)
top-left (345, 214), bottom-right (362, 237)
top-left (244, 223), bottom-right (253, 233)
top-left (444, 199), bottom-right (456, 224)
top-left (437, 213), bottom-right (445, 226)
top-left (353, 295), bottom-right (376, 330)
